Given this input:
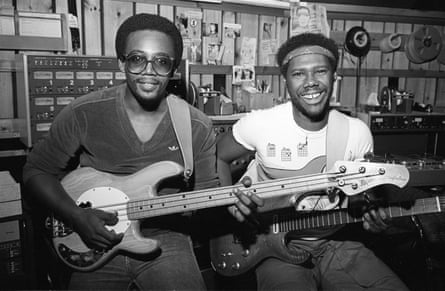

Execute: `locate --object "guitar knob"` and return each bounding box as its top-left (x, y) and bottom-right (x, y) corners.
top-left (242, 249), bottom-right (250, 257)
top-left (217, 261), bottom-right (227, 269)
top-left (231, 262), bottom-right (240, 270)
top-left (221, 251), bottom-right (233, 257)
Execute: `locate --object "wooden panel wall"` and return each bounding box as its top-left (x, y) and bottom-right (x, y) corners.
top-left (2, 0), bottom-right (445, 118)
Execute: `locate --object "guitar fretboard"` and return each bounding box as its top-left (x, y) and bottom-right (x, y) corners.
top-left (271, 196), bottom-right (444, 233)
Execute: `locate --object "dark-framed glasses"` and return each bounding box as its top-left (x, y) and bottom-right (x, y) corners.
top-left (124, 54), bottom-right (174, 76)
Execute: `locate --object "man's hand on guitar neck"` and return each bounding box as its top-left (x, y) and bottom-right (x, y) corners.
top-left (228, 176), bottom-right (264, 223)
top-left (363, 207), bottom-right (390, 233)
top-left (71, 208), bottom-right (124, 251)
top-left (359, 190), bottom-right (391, 233)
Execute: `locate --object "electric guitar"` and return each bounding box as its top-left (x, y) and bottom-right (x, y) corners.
top-left (210, 195), bottom-right (444, 277)
top-left (46, 160), bottom-right (409, 272)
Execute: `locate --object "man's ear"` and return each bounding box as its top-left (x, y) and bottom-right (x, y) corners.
top-left (118, 59), bottom-right (125, 73)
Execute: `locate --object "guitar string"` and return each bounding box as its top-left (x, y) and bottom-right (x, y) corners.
top-left (115, 172), bottom-right (385, 219)
top-left (92, 171), bottom-right (340, 212)
top-left (124, 176), bottom-right (338, 219)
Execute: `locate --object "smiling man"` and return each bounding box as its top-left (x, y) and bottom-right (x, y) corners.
top-left (217, 33), bottom-right (409, 290)
top-left (23, 14), bottom-right (218, 290)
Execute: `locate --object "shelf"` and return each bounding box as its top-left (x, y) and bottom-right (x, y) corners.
top-left (190, 65), bottom-right (280, 75)
top-left (0, 149), bottom-right (27, 157)
top-left (190, 64), bottom-right (445, 78)
top-left (0, 132), bottom-right (20, 139)
top-left (0, 12), bottom-right (69, 51)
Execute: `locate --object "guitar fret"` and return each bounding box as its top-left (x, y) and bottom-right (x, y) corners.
top-left (257, 196), bottom-right (444, 240)
top-left (285, 215), bottom-right (290, 232)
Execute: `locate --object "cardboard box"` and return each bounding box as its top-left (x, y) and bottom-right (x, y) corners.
top-left (200, 91), bottom-right (221, 115)
top-left (241, 90), bottom-right (274, 111)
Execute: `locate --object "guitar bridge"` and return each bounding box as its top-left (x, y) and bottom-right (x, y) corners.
top-left (46, 216), bottom-right (73, 237)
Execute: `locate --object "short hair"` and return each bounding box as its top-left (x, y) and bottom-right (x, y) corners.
top-left (115, 13), bottom-right (183, 70)
top-left (276, 33), bottom-right (339, 76)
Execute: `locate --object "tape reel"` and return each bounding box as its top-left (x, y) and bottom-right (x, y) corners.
top-left (379, 33), bottom-right (402, 53)
top-left (379, 86), bottom-right (392, 111)
top-left (405, 26), bottom-right (442, 64)
top-left (437, 31), bottom-right (445, 65)
top-left (344, 26), bottom-right (371, 58)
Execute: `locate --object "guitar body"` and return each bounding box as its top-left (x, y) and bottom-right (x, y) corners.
top-left (209, 225), bottom-right (311, 277)
top-left (50, 161), bottom-right (184, 272)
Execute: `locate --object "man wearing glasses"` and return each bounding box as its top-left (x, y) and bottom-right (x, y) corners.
top-left (22, 14), bottom-right (218, 290)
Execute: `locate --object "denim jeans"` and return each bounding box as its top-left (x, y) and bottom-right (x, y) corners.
top-left (69, 230), bottom-right (206, 290)
top-left (255, 240), bottom-right (409, 291)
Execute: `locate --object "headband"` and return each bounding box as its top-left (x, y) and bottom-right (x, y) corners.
top-left (282, 45), bottom-right (336, 66)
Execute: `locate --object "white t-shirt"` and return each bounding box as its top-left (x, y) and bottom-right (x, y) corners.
top-left (233, 102), bottom-right (373, 211)
top-left (234, 102), bottom-right (372, 174)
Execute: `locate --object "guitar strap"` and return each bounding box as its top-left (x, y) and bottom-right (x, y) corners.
top-left (166, 94), bottom-right (193, 180)
top-left (326, 109), bottom-right (350, 169)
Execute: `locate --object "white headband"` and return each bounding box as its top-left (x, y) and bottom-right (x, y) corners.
top-left (283, 45), bottom-right (336, 66)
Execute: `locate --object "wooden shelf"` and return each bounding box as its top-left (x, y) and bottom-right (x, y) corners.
top-left (0, 132), bottom-right (20, 139)
top-left (0, 12), bottom-right (69, 52)
top-left (190, 64), bottom-right (445, 78)
top-left (0, 35), bottom-right (68, 51)
top-left (0, 149), bottom-right (27, 157)
top-left (190, 65), bottom-right (280, 75)
top-left (339, 69), bottom-right (445, 78)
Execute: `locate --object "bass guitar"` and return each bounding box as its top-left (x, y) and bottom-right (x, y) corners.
top-left (47, 160), bottom-right (409, 271)
top-left (210, 196), bottom-right (444, 276)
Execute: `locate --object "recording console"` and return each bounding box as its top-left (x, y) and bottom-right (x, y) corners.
top-left (15, 54), bottom-right (189, 148)
top-left (357, 111), bottom-right (445, 187)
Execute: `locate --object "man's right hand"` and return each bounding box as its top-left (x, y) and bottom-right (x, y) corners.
top-left (228, 187), bottom-right (264, 223)
top-left (71, 208), bottom-right (124, 251)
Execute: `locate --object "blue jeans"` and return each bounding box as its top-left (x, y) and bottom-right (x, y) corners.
top-left (69, 231), bottom-right (206, 290)
top-left (256, 240), bottom-right (409, 291)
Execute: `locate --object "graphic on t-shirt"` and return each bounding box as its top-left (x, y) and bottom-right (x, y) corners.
top-left (297, 136), bottom-right (308, 157)
top-left (281, 147), bottom-right (292, 161)
top-left (266, 143), bottom-right (276, 157)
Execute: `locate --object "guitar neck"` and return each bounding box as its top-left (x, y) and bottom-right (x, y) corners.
top-left (271, 196), bottom-right (445, 233)
top-left (128, 172), bottom-right (336, 220)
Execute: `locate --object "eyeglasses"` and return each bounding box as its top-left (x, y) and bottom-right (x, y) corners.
top-left (124, 53), bottom-right (175, 76)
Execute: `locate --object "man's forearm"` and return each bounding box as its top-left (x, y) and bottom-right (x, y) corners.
top-left (24, 174), bottom-right (82, 225)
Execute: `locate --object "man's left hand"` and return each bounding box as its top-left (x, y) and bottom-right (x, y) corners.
top-left (363, 207), bottom-right (390, 233)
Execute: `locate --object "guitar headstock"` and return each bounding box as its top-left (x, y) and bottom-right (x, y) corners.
top-left (331, 161), bottom-right (409, 196)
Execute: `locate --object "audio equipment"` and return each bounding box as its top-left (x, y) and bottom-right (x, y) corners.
top-left (344, 26), bottom-right (371, 58)
top-left (379, 33), bottom-right (402, 53)
top-left (379, 87), bottom-right (414, 113)
top-left (405, 26), bottom-right (442, 64)
top-left (15, 54), bottom-right (189, 147)
top-left (357, 111), bottom-right (445, 186)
